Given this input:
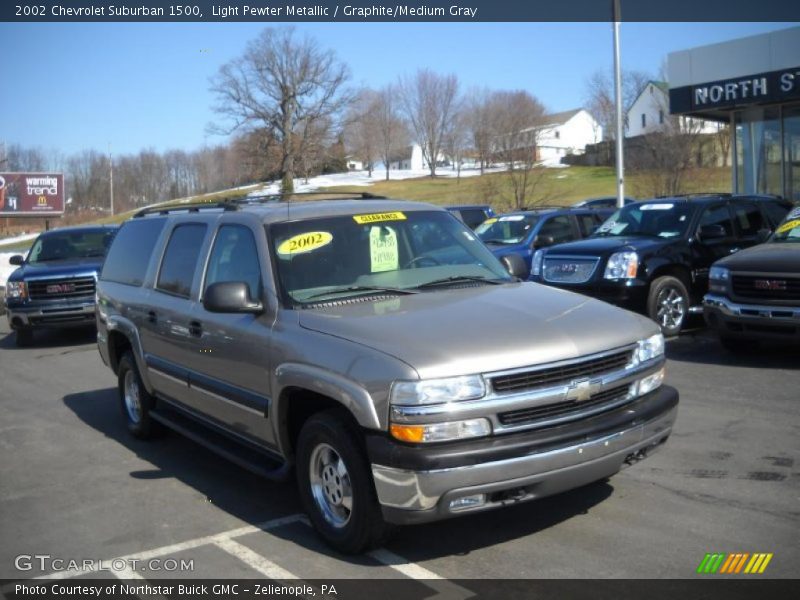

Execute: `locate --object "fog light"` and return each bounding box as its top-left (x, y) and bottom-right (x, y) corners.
top-left (636, 367), bottom-right (665, 396)
top-left (449, 494), bottom-right (486, 511)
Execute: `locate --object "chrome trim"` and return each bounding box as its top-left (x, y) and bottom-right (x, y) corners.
top-left (148, 367), bottom-right (187, 387)
top-left (22, 271), bottom-right (98, 282)
top-left (374, 405), bottom-right (677, 511)
top-left (486, 343), bottom-right (636, 382)
top-left (704, 294), bottom-right (800, 321)
top-left (191, 383), bottom-right (264, 416)
top-left (542, 254), bottom-right (601, 284)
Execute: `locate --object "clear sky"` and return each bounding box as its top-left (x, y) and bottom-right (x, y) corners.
top-left (0, 22), bottom-right (792, 158)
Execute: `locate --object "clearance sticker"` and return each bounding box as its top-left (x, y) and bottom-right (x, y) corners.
top-left (370, 226), bottom-right (399, 272)
top-left (483, 217), bottom-right (498, 225)
top-left (353, 212), bottom-right (407, 224)
top-left (276, 231), bottom-right (333, 256)
top-left (776, 219), bottom-right (800, 234)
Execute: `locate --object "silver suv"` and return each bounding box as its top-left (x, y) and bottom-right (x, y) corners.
top-left (96, 196), bottom-right (678, 553)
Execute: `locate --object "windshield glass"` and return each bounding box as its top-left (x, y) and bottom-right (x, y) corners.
top-left (27, 230), bottom-right (116, 264)
top-left (594, 202), bottom-right (694, 239)
top-left (270, 210), bottom-right (512, 305)
top-left (772, 211), bottom-right (800, 242)
top-left (475, 214), bottom-right (539, 244)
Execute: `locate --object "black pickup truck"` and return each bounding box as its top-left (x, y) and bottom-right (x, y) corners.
top-left (529, 194), bottom-right (792, 336)
top-left (4, 225), bottom-right (118, 346)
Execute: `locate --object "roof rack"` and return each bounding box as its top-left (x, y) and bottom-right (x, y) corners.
top-left (654, 192), bottom-right (731, 199)
top-left (133, 201), bottom-right (240, 218)
top-left (237, 191), bottom-right (387, 203)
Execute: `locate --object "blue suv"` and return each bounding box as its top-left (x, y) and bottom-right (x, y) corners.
top-left (5, 225), bottom-right (118, 346)
top-left (475, 207), bottom-right (612, 278)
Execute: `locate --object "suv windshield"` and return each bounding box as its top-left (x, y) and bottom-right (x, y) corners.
top-left (27, 230), bottom-right (116, 264)
top-left (475, 214), bottom-right (539, 244)
top-left (271, 210), bottom-right (511, 305)
top-left (771, 213), bottom-right (800, 242)
top-left (594, 202), bottom-right (695, 239)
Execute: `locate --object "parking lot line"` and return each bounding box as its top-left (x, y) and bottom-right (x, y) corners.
top-left (213, 538), bottom-right (299, 580)
top-left (369, 549), bottom-right (474, 599)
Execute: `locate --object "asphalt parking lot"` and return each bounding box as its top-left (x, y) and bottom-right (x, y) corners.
top-left (0, 319), bottom-right (797, 585)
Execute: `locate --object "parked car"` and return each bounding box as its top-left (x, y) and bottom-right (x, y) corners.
top-left (704, 206), bottom-right (800, 350)
top-left (572, 196), bottom-right (635, 210)
top-left (475, 207), bottom-right (613, 278)
top-left (96, 197), bottom-right (677, 553)
top-left (445, 204), bottom-right (495, 230)
top-left (529, 194), bottom-right (792, 336)
top-left (5, 225), bottom-right (118, 346)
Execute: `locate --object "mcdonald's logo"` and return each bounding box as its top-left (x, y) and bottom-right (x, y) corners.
top-left (696, 552), bottom-right (773, 574)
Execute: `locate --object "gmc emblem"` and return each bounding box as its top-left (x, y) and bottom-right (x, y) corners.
top-left (753, 279), bottom-right (787, 291)
top-left (46, 283), bottom-right (75, 294)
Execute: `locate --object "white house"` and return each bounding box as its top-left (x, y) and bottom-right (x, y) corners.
top-left (381, 144), bottom-right (446, 172)
top-left (626, 81), bottom-right (721, 138)
top-left (533, 109), bottom-right (604, 165)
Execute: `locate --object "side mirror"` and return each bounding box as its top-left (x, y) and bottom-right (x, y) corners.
top-left (9, 255), bottom-right (24, 266)
top-left (756, 228), bottom-right (772, 243)
top-left (203, 282), bottom-right (263, 314)
top-left (533, 234), bottom-right (556, 248)
top-left (500, 254), bottom-right (528, 279)
top-left (698, 224), bottom-right (726, 241)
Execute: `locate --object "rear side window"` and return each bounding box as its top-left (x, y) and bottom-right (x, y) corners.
top-left (539, 215), bottom-right (575, 244)
top-left (101, 218), bottom-right (166, 286)
top-left (156, 224), bottom-right (208, 297)
top-left (762, 202), bottom-right (790, 228)
top-left (732, 203), bottom-right (766, 236)
top-left (460, 209), bottom-right (490, 229)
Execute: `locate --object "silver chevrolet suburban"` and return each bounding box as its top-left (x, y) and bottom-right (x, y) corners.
top-left (96, 196), bottom-right (678, 553)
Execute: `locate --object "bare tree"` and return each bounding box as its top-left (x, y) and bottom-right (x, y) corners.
top-left (345, 89), bottom-right (381, 177)
top-left (489, 90), bottom-right (548, 210)
top-left (443, 106), bottom-right (469, 181)
top-left (464, 87), bottom-right (494, 174)
top-left (209, 26), bottom-right (351, 193)
top-left (584, 68), bottom-right (651, 140)
top-left (375, 85), bottom-right (409, 181)
top-left (398, 69), bottom-right (459, 177)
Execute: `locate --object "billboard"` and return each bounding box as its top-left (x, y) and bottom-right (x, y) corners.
top-left (0, 172), bottom-right (65, 217)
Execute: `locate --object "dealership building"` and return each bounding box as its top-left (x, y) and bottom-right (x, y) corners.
top-left (668, 26), bottom-right (800, 201)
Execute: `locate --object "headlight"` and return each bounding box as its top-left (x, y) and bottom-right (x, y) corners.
top-left (5, 281), bottom-right (27, 300)
top-left (390, 418), bottom-right (491, 443)
top-left (604, 251), bottom-right (638, 280)
top-left (530, 249), bottom-right (545, 278)
top-left (709, 266), bottom-right (729, 281)
top-left (391, 375), bottom-right (486, 406)
top-left (635, 333), bottom-right (665, 364)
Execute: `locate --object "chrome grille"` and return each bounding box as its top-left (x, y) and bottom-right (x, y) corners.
top-left (497, 383), bottom-right (632, 426)
top-left (27, 276), bottom-right (96, 300)
top-left (490, 349), bottom-right (633, 394)
top-left (543, 256), bottom-right (600, 284)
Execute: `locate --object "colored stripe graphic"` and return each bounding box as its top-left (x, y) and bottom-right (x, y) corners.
top-left (697, 552), bottom-right (772, 574)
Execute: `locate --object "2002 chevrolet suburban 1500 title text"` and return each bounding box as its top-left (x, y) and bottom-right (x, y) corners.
top-left (96, 197), bottom-right (678, 553)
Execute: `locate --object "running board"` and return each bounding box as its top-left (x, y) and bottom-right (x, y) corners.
top-left (150, 407), bottom-right (291, 482)
top-left (688, 305), bottom-right (704, 314)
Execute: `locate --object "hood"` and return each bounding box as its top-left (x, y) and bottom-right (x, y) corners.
top-left (716, 242), bottom-right (800, 273)
top-left (8, 257), bottom-right (105, 282)
top-left (487, 242), bottom-right (532, 259)
top-left (545, 235), bottom-right (671, 257)
top-left (298, 282), bottom-right (657, 379)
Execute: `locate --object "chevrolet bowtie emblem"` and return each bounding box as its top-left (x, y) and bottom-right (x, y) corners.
top-left (565, 378), bottom-right (600, 402)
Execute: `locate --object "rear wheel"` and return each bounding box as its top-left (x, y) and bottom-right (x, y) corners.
top-left (117, 352), bottom-right (160, 439)
top-left (14, 327), bottom-right (34, 347)
top-left (647, 276), bottom-right (689, 337)
top-left (296, 410), bottom-right (391, 554)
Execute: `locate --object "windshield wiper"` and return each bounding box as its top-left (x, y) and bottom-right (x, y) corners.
top-left (414, 275), bottom-right (504, 289)
top-left (304, 285), bottom-right (419, 301)
top-left (482, 238), bottom-right (515, 244)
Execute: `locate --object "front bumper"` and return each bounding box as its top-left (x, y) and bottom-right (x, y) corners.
top-left (369, 385), bottom-right (678, 525)
top-left (6, 298), bottom-right (96, 330)
top-left (703, 294), bottom-right (800, 340)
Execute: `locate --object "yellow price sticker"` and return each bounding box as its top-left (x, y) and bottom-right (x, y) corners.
top-left (353, 212), bottom-right (407, 224)
top-left (776, 219), bottom-right (800, 234)
top-left (276, 231), bottom-right (333, 256)
top-left (483, 217), bottom-right (498, 225)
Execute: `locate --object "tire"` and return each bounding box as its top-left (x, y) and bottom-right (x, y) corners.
top-left (15, 327), bottom-right (34, 347)
top-left (647, 276), bottom-right (690, 337)
top-left (117, 351), bottom-right (160, 439)
top-left (296, 410), bottom-right (391, 554)
top-left (720, 336), bottom-right (755, 354)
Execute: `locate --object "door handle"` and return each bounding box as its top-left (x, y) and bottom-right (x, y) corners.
top-left (729, 247), bottom-right (740, 254)
top-left (147, 310), bottom-right (157, 323)
top-left (189, 320), bottom-right (203, 337)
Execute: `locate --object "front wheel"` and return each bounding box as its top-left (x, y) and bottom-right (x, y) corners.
top-left (296, 410), bottom-right (390, 554)
top-left (647, 276), bottom-right (689, 337)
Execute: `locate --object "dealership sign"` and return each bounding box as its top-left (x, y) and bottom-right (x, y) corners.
top-left (669, 66), bottom-right (800, 114)
top-left (0, 172), bottom-right (65, 217)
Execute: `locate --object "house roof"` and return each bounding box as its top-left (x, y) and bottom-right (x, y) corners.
top-left (540, 108), bottom-right (583, 126)
top-left (628, 80), bottom-right (669, 112)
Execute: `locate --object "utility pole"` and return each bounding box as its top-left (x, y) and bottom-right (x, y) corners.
top-left (612, 0), bottom-right (625, 209)
top-left (108, 143), bottom-right (115, 216)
